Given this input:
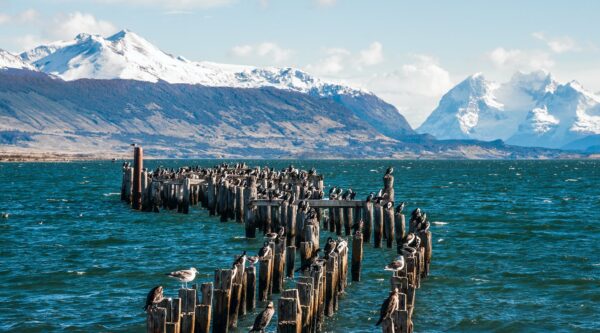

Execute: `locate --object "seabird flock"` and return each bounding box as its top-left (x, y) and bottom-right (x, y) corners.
top-left (141, 165), bottom-right (431, 331)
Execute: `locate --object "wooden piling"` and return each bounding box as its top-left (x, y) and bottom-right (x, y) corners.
top-left (374, 201), bottom-right (383, 248)
top-left (258, 257), bottom-right (273, 302)
top-left (245, 266), bottom-right (256, 311)
top-left (384, 204), bottom-right (395, 248)
top-left (351, 233), bottom-right (363, 281)
top-left (286, 245), bottom-right (296, 278)
top-left (132, 146), bottom-right (143, 210)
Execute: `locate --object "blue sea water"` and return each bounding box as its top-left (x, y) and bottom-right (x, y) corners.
top-left (0, 160), bottom-right (598, 332)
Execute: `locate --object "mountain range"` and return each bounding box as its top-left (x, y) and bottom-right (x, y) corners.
top-left (0, 30), bottom-right (593, 158)
top-left (418, 71), bottom-right (600, 152)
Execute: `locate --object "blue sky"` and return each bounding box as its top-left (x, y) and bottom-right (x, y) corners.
top-left (1, 0), bottom-right (599, 126)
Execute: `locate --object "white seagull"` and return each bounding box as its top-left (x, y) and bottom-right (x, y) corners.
top-left (166, 267), bottom-right (198, 288)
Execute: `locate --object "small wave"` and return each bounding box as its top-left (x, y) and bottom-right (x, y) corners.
top-left (592, 263), bottom-right (600, 267)
top-left (46, 198), bottom-right (68, 202)
top-left (68, 270), bottom-right (86, 275)
top-left (515, 173), bottom-right (521, 176)
top-left (505, 211), bottom-right (516, 215)
top-left (565, 179), bottom-right (578, 182)
top-left (432, 221), bottom-right (447, 226)
top-left (471, 277), bottom-right (489, 283)
top-left (542, 199), bottom-right (552, 203)
top-left (369, 169), bottom-right (378, 172)
top-left (103, 192), bottom-right (120, 197)
top-left (437, 238), bottom-right (444, 243)
top-left (375, 278), bottom-right (384, 282)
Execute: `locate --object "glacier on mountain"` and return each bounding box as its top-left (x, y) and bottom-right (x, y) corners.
top-left (418, 70), bottom-right (600, 150)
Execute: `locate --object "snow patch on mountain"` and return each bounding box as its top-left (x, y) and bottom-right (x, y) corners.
top-left (21, 30), bottom-right (363, 98)
top-left (0, 49), bottom-right (35, 70)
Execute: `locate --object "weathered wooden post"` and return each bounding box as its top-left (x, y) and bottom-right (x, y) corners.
top-left (195, 283), bottom-right (212, 333)
top-left (286, 245), bottom-right (296, 278)
top-left (182, 178), bottom-right (191, 214)
top-left (363, 200), bottom-right (373, 243)
top-left (324, 253), bottom-right (338, 317)
top-left (374, 201), bottom-right (383, 248)
top-left (278, 289), bottom-right (302, 333)
top-left (213, 269), bottom-right (234, 333)
top-left (132, 146), bottom-right (143, 210)
top-left (384, 203), bottom-right (395, 248)
top-left (351, 233), bottom-right (363, 281)
top-left (258, 256), bottom-right (273, 302)
top-left (178, 288), bottom-right (196, 333)
top-left (208, 175), bottom-right (217, 216)
top-left (273, 239), bottom-right (286, 294)
top-left (244, 176), bottom-right (257, 238)
top-left (395, 209), bottom-right (406, 254)
top-left (245, 266), bottom-right (256, 312)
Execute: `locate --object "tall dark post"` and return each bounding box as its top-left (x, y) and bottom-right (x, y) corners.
top-left (132, 146), bottom-right (143, 210)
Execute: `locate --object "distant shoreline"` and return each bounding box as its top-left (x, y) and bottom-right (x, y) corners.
top-left (1, 150), bottom-right (598, 162)
top-left (0, 151), bottom-right (129, 162)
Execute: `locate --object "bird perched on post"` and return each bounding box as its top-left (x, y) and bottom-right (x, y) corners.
top-left (375, 288), bottom-right (400, 326)
top-left (143, 286), bottom-right (164, 311)
top-left (385, 166), bottom-right (394, 176)
top-left (324, 237), bottom-right (337, 258)
top-left (384, 256), bottom-right (405, 271)
top-left (233, 250), bottom-right (247, 268)
top-left (249, 301), bottom-right (275, 332)
top-left (258, 241), bottom-right (272, 259)
top-left (166, 267), bottom-right (198, 289)
top-left (295, 248), bottom-right (322, 272)
top-left (396, 202), bottom-right (406, 214)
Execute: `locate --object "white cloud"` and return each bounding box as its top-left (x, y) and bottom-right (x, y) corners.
top-left (48, 12), bottom-right (117, 40)
top-left (306, 42), bottom-right (383, 76)
top-left (532, 32), bottom-right (578, 53)
top-left (256, 42), bottom-right (291, 62)
top-left (231, 44), bottom-right (253, 57)
top-left (0, 13), bottom-right (9, 24)
top-left (230, 42), bottom-right (292, 63)
top-left (15, 34), bottom-right (49, 50)
top-left (0, 9), bottom-right (39, 25)
top-left (358, 55), bottom-right (453, 126)
top-left (305, 48), bottom-right (350, 75)
top-left (315, 0), bottom-right (337, 7)
top-left (97, 0), bottom-right (232, 9)
top-left (488, 47), bottom-right (554, 71)
top-left (358, 41), bottom-right (383, 66)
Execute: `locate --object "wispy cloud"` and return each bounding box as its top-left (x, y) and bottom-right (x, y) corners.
top-left (96, 0), bottom-right (233, 9)
top-left (358, 41), bottom-right (383, 67)
top-left (0, 9), bottom-right (39, 25)
top-left (48, 12), bottom-right (117, 40)
top-left (488, 47), bottom-right (554, 71)
top-left (231, 42), bottom-right (292, 63)
top-left (314, 0), bottom-right (337, 7)
top-left (532, 32), bottom-right (579, 53)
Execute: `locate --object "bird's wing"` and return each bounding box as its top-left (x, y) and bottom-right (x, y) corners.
top-left (168, 270), bottom-right (192, 279)
top-left (376, 297), bottom-right (391, 325)
top-left (260, 308), bottom-right (275, 328)
top-left (251, 309), bottom-right (265, 330)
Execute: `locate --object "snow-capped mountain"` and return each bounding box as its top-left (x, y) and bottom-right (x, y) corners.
top-left (18, 29), bottom-right (414, 139)
top-left (418, 70), bottom-right (600, 150)
top-left (21, 30), bottom-right (358, 96)
top-left (0, 49), bottom-right (35, 70)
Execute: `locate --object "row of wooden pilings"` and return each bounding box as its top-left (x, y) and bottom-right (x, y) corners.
top-left (146, 222), bottom-right (351, 333)
top-left (120, 147), bottom-right (401, 250)
top-left (379, 212), bottom-right (432, 333)
top-left (123, 147), bottom-right (432, 333)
